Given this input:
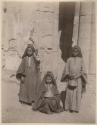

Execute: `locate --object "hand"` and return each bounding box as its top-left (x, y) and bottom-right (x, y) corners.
top-left (70, 75), bottom-right (74, 80)
top-left (74, 74), bottom-right (81, 79)
top-left (70, 74), bottom-right (81, 80)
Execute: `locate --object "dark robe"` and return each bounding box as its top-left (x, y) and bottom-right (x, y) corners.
top-left (33, 73), bottom-right (63, 114)
top-left (16, 55), bottom-right (40, 104)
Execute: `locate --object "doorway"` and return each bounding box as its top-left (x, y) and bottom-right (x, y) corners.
top-left (59, 2), bottom-right (75, 62)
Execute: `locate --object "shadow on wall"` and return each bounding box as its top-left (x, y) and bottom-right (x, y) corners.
top-left (59, 2), bottom-right (75, 62)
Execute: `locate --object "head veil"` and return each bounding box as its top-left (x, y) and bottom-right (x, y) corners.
top-left (22, 44), bottom-right (35, 58)
top-left (42, 71), bottom-right (57, 86)
top-left (37, 71), bottom-right (57, 96)
top-left (72, 45), bottom-right (82, 57)
top-left (33, 71), bottom-right (58, 110)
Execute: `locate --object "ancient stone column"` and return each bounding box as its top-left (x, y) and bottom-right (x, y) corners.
top-left (2, 2), bottom-right (22, 70)
top-left (72, 2), bottom-right (80, 46)
top-left (2, 2), bottom-right (65, 81)
top-left (89, 2), bottom-right (96, 74)
top-left (73, 1), bottom-right (96, 95)
top-left (78, 2), bottom-right (92, 73)
top-left (34, 2), bottom-right (64, 79)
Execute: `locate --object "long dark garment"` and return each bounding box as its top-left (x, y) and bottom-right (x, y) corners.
top-left (16, 55), bottom-right (40, 104)
top-left (36, 96), bottom-right (63, 114)
top-left (61, 57), bottom-right (87, 112)
top-left (33, 72), bottom-right (63, 114)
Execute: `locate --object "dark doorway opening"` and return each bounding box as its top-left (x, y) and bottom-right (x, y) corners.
top-left (59, 2), bottom-right (75, 62)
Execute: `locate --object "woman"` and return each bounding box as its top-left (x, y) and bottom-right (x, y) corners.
top-left (61, 45), bottom-right (87, 113)
top-left (16, 44), bottom-right (40, 105)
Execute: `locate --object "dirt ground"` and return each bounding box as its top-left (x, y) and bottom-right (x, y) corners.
top-left (1, 69), bottom-right (96, 123)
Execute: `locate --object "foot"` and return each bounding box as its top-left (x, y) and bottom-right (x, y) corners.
top-left (20, 101), bottom-right (23, 104)
top-left (19, 101), bottom-right (32, 106)
top-left (75, 111), bottom-right (79, 113)
top-left (19, 100), bottom-right (24, 104)
top-left (70, 110), bottom-right (74, 113)
top-left (64, 108), bottom-right (69, 111)
top-left (47, 112), bottom-right (53, 114)
top-left (32, 100), bottom-right (35, 103)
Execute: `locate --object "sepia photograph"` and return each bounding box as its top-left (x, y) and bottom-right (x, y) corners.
top-left (1, 0), bottom-right (96, 123)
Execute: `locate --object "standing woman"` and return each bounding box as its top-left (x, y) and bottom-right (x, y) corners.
top-left (61, 45), bottom-right (87, 113)
top-left (16, 44), bottom-right (40, 105)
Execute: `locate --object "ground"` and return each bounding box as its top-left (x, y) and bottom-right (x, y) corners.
top-left (1, 69), bottom-right (96, 123)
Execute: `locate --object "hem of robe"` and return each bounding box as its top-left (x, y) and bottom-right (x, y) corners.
top-left (19, 96), bottom-right (35, 104)
top-left (35, 97), bottom-right (63, 114)
top-left (65, 106), bottom-right (80, 112)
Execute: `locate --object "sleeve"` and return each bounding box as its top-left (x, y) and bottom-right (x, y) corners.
top-left (61, 59), bottom-right (70, 82)
top-left (33, 51), bottom-right (40, 64)
top-left (81, 58), bottom-right (88, 84)
top-left (16, 58), bottom-right (26, 80)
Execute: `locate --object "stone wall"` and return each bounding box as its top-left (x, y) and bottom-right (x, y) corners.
top-left (2, 2), bottom-right (65, 80)
top-left (78, 2), bottom-right (96, 74)
top-left (89, 2), bottom-right (96, 74)
top-left (2, 1), bottom-right (96, 77)
top-left (72, 1), bottom-right (96, 75)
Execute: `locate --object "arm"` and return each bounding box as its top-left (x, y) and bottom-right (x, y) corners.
top-left (33, 50), bottom-right (40, 64)
top-left (61, 59), bottom-right (70, 82)
top-left (81, 58), bottom-right (87, 84)
top-left (81, 58), bottom-right (87, 93)
top-left (16, 58), bottom-right (26, 80)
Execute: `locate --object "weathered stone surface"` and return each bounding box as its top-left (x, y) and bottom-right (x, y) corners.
top-left (80, 2), bottom-right (92, 16)
top-left (72, 1), bottom-right (96, 75)
top-left (2, 1), bottom-right (96, 76)
top-left (72, 2), bottom-right (80, 46)
top-left (78, 2), bottom-right (92, 73)
top-left (2, 2), bottom-right (65, 83)
top-left (4, 39), bottom-right (21, 70)
top-left (89, 2), bottom-right (96, 74)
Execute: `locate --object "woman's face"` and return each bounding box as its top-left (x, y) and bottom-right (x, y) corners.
top-left (27, 47), bottom-right (33, 56)
top-left (73, 48), bottom-right (79, 57)
top-left (46, 76), bottom-right (52, 84)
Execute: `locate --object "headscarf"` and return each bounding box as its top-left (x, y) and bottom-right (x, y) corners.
top-left (33, 71), bottom-right (58, 110)
top-left (22, 44), bottom-right (35, 58)
top-left (37, 71), bottom-right (57, 96)
top-left (42, 71), bottom-right (57, 86)
top-left (72, 45), bottom-right (82, 57)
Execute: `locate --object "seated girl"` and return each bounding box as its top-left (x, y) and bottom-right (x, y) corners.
top-left (33, 71), bottom-right (63, 114)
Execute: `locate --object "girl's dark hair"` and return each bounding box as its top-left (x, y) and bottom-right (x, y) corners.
top-left (44, 71), bottom-right (57, 86)
top-left (22, 44), bottom-right (35, 58)
top-left (72, 45), bottom-right (82, 57)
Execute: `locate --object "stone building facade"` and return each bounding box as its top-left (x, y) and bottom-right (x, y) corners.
top-left (2, 1), bottom-right (96, 81)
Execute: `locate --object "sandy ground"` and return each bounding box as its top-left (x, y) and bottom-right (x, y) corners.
top-left (1, 69), bottom-right (96, 123)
